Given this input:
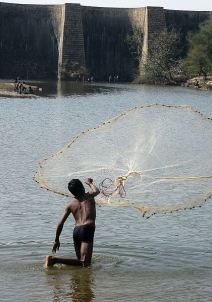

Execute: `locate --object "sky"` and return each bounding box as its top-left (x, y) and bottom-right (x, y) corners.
top-left (2, 0), bottom-right (212, 11)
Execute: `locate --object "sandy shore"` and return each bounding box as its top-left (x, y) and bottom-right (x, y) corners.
top-left (0, 82), bottom-right (37, 97)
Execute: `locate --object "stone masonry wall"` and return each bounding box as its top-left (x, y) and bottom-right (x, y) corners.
top-left (0, 2), bottom-right (62, 79)
top-left (59, 3), bottom-right (86, 79)
top-left (81, 6), bottom-right (146, 81)
top-left (142, 7), bottom-right (166, 62)
top-left (164, 9), bottom-right (210, 56)
top-left (0, 3), bottom-right (211, 80)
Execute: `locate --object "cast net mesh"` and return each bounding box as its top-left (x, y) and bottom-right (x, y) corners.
top-left (34, 104), bottom-right (212, 218)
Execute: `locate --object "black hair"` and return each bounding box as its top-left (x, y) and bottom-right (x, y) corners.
top-left (68, 179), bottom-right (84, 197)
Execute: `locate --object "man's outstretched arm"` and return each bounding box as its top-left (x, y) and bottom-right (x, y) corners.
top-left (52, 206), bottom-right (71, 253)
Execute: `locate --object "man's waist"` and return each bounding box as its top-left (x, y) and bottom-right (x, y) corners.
top-left (75, 221), bottom-right (95, 228)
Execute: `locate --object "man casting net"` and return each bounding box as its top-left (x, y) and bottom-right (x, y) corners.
top-left (34, 104), bottom-right (212, 218)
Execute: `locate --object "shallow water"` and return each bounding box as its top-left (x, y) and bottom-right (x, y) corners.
top-left (1, 81), bottom-right (212, 301)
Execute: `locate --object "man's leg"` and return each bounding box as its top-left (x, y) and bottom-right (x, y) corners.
top-left (45, 242), bottom-right (93, 268)
top-left (74, 244), bottom-right (81, 260)
top-left (45, 255), bottom-right (83, 267)
top-left (80, 242), bottom-right (93, 266)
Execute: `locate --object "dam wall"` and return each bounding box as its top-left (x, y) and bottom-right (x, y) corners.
top-left (0, 2), bottom-right (63, 79)
top-left (0, 2), bottom-right (211, 80)
top-left (59, 3), bottom-right (86, 79)
top-left (81, 6), bottom-right (146, 80)
top-left (164, 9), bottom-right (210, 55)
top-left (165, 9), bottom-right (210, 30)
top-left (141, 7), bottom-right (166, 62)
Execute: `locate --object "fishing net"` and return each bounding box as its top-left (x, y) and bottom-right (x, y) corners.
top-left (34, 104), bottom-right (212, 218)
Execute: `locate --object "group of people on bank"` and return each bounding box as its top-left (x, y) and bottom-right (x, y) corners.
top-left (76, 74), bottom-right (119, 83)
top-left (14, 77), bottom-right (34, 94)
top-left (109, 75), bottom-right (119, 83)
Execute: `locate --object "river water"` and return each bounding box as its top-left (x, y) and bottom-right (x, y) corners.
top-left (0, 81), bottom-right (212, 301)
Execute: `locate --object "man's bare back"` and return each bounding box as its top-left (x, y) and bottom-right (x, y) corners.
top-left (70, 194), bottom-right (96, 227)
top-left (45, 178), bottom-right (100, 268)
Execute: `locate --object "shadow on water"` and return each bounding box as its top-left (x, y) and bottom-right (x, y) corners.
top-left (29, 80), bottom-right (123, 98)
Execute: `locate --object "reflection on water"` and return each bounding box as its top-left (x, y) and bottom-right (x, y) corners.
top-left (70, 269), bottom-right (94, 302)
top-left (45, 267), bottom-right (95, 302)
top-left (33, 80), bottom-right (118, 98)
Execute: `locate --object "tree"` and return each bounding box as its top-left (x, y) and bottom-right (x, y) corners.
top-left (183, 17), bottom-right (212, 79)
top-left (141, 29), bottom-right (183, 85)
top-left (125, 26), bottom-right (143, 62)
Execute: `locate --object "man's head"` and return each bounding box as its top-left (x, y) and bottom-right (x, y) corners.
top-left (68, 179), bottom-right (85, 197)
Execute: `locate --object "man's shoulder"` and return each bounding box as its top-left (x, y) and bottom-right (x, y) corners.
top-left (66, 198), bottom-right (78, 208)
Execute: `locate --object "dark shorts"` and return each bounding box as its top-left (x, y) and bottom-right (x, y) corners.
top-left (73, 225), bottom-right (95, 245)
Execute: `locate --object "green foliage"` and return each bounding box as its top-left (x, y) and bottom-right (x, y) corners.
top-left (141, 29), bottom-right (183, 84)
top-left (183, 17), bottom-right (212, 78)
top-left (125, 26), bottom-right (143, 61)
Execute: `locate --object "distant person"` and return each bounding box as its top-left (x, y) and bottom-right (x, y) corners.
top-left (19, 82), bottom-right (23, 93)
top-left (28, 86), bottom-right (34, 94)
top-left (22, 82), bottom-right (27, 93)
top-left (45, 178), bottom-right (100, 268)
top-left (194, 79), bottom-right (200, 88)
top-left (14, 81), bottom-right (20, 92)
top-left (14, 76), bottom-right (20, 83)
top-left (14, 81), bottom-right (18, 91)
